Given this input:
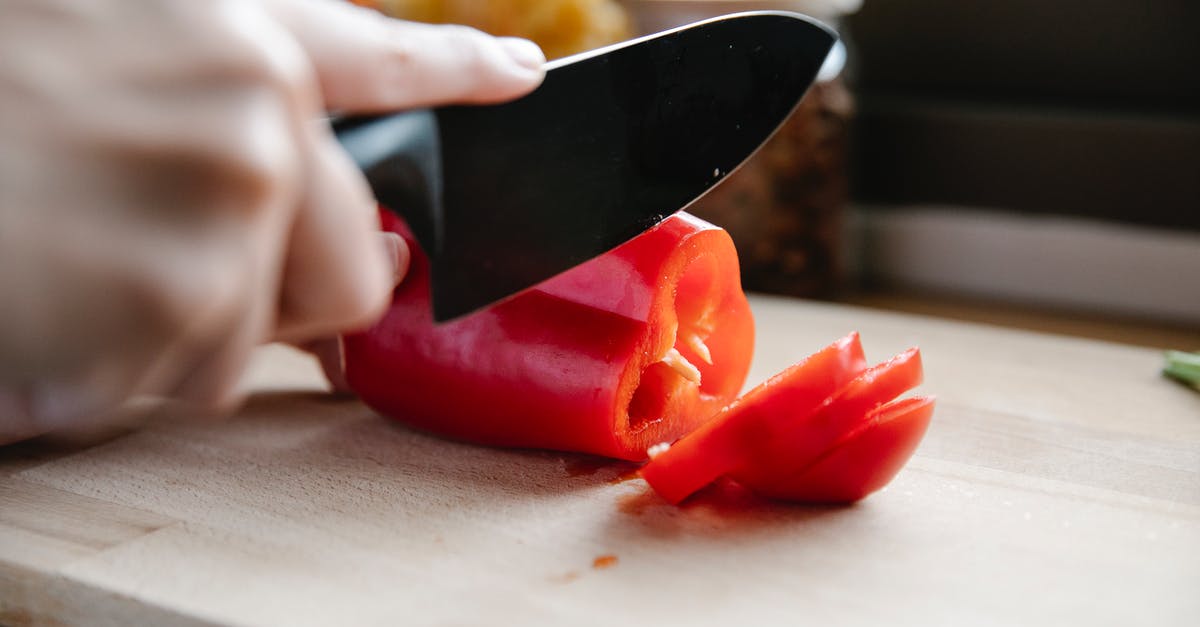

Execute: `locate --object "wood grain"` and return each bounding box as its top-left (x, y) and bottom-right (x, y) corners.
top-left (838, 288), bottom-right (1200, 351)
top-left (2, 296), bottom-right (1197, 626)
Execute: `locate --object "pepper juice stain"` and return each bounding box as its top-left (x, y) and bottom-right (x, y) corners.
top-left (550, 571), bottom-right (581, 584)
top-left (592, 554), bottom-right (619, 569)
top-left (617, 491), bottom-right (658, 516)
top-left (563, 456), bottom-right (639, 481)
top-left (608, 468), bottom-right (641, 485)
top-left (563, 457), bottom-right (612, 477)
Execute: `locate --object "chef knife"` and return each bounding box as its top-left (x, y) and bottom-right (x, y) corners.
top-left (334, 11), bottom-right (836, 321)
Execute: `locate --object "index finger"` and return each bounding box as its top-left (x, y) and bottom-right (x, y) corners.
top-left (264, 0), bottom-right (545, 112)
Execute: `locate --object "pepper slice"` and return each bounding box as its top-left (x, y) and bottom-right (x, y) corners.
top-left (748, 396), bottom-right (935, 503)
top-left (640, 336), bottom-right (930, 504)
top-left (343, 211), bottom-right (754, 460)
top-left (638, 332), bottom-right (867, 504)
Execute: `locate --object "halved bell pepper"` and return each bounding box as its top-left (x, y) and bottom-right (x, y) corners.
top-left (343, 211), bottom-right (754, 461)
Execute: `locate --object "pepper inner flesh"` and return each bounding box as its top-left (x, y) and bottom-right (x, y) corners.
top-left (625, 253), bottom-right (718, 434)
top-left (683, 332), bottom-right (713, 365)
top-left (661, 347), bottom-right (702, 383)
top-left (672, 253), bottom-right (719, 392)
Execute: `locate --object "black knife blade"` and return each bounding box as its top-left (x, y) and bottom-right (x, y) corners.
top-left (335, 11), bottom-right (836, 321)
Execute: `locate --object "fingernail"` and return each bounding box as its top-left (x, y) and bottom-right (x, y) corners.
top-left (500, 37), bottom-right (546, 72)
top-left (381, 232), bottom-right (410, 286)
top-left (28, 382), bottom-right (106, 431)
top-left (308, 338), bottom-right (353, 395)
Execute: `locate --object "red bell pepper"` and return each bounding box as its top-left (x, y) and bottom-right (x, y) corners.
top-left (343, 211), bottom-right (755, 461)
top-left (640, 334), bottom-right (933, 504)
top-left (345, 213), bottom-right (933, 504)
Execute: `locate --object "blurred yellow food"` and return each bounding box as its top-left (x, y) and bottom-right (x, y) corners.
top-left (357, 0), bottom-right (630, 59)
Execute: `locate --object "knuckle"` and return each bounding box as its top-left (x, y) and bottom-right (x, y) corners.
top-left (111, 13), bottom-right (309, 212)
top-left (340, 273), bottom-right (391, 326)
top-left (138, 119), bottom-right (299, 217)
top-left (298, 274), bottom-right (387, 335)
top-left (184, 96), bottom-right (302, 213)
top-left (354, 23), bottom-right (513, 107)
top-left (358, 40), bottom-right (420, 104)
top-left (191, 2), bottom-right (317, 114)
top-left (442, 25), bottom-right (494, 74)
top-left (223, 115), bottom-right (302, 208)
top-left (251, 43), bottom-right (313, 102)
top-left (284, 258), bottom-right (390, 338)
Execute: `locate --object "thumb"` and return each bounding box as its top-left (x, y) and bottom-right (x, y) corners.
top-left (262, 0), bottom-right (545, 112)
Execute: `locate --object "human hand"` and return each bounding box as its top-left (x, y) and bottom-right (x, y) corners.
top-left (0, 0), bottom-right (545, 443)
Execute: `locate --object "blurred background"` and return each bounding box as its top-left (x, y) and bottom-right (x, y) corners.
top-left (355, 0), bottom-right (1198, 349)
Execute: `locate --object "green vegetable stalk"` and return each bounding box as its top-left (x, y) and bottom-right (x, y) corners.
top-left (1163, 350), bottom-right (1200, 390)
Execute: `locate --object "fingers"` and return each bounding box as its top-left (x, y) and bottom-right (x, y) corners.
top-left (380, 230), bottom-right (411, 286)
top-left (293, 230), bottom-right (406, 393)
top-left (272, 120), bottom-right (396, 344)
top-left (1, 1), bottom-right (473, 445)
top-left (169, 295), bottom-right (268, 411)
top-left (1, 370), bottom-right (137, 444)
top-left (262, 0), bottom-right (545, 111)
top-left (269, 0), bottom-right (532, 343)
top-left (0, 383), bottom-right (107, 445)
top-left (301, 337), bottom-right (352, 395)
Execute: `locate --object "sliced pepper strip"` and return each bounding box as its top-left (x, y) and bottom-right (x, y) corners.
top-left (641, 340), bottom-right (927, 504)
top-left (639, 333), bottom-right (868, 504)
top-left (730, 347), bottom-right (924, 490)
top-left (747, 396), bottom-right (935, 502)
top-left (343, 211), bottom-right (754, 460)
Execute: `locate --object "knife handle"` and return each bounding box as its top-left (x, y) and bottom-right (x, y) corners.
top-left (331, 109), bottom-right (442, 256)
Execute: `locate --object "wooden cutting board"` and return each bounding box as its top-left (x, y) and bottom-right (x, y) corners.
top-left (2, 295), bottom-right (1197, 626)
